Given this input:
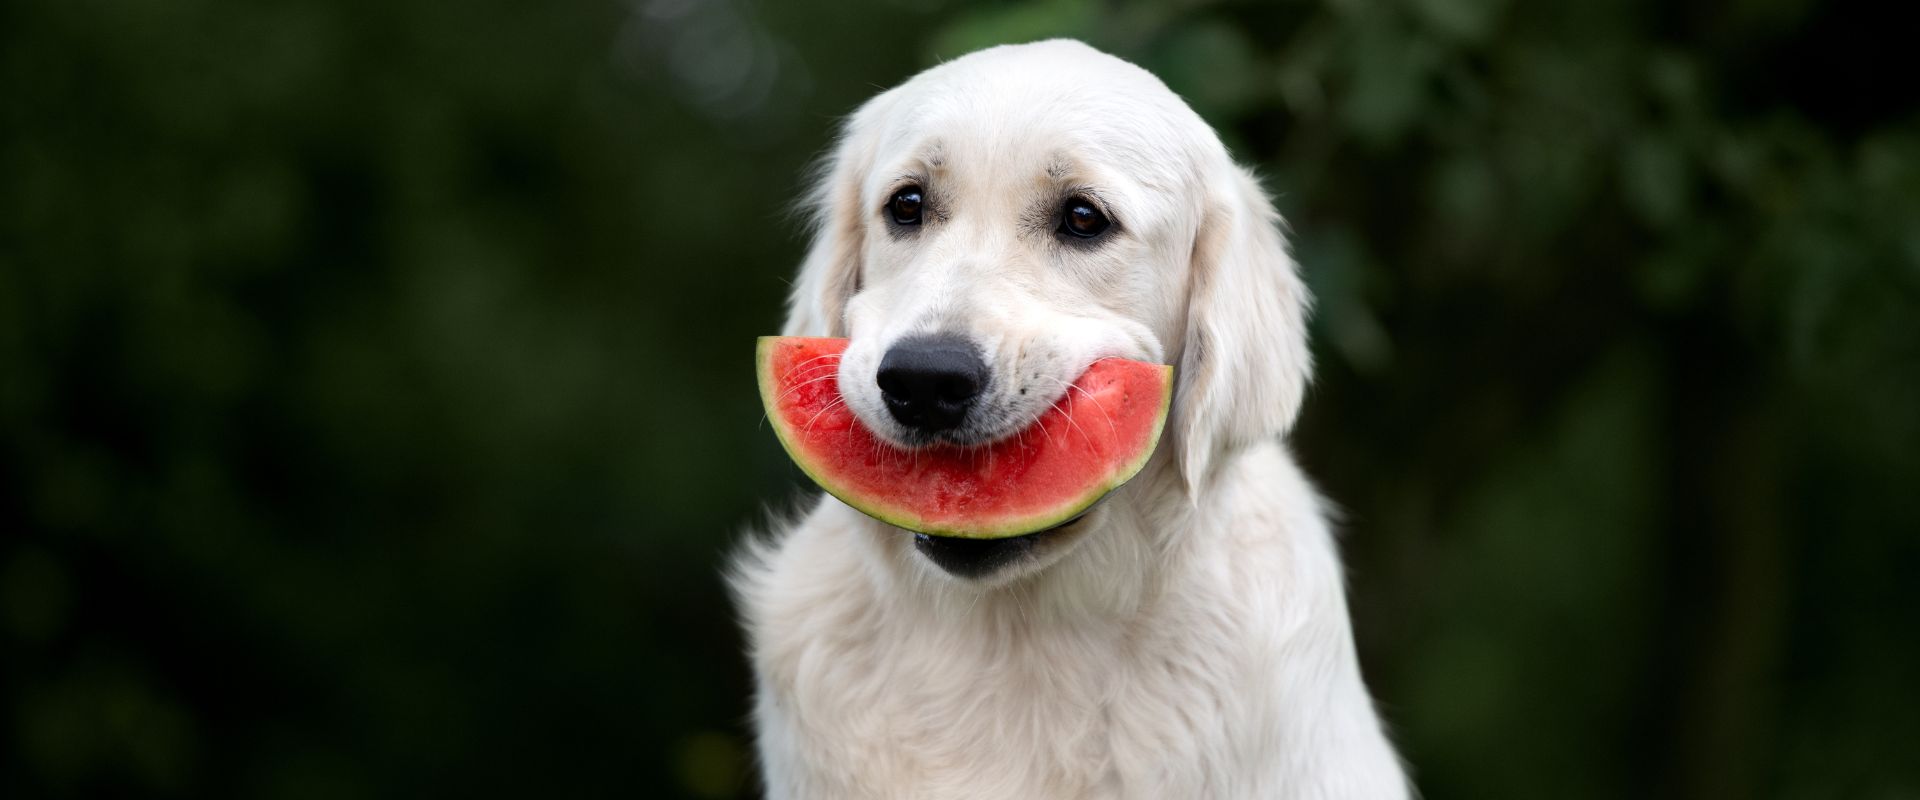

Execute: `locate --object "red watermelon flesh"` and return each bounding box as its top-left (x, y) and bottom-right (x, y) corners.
top-left (757, 336), bottom-right (1172, 539)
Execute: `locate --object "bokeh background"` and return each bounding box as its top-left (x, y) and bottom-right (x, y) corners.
top-left (4, 0), bottom-right (1917, 797)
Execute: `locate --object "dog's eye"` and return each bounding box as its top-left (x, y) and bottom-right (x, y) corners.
top-left (888, 186), bottom-right (924, 226)
top-left (1060, 197), bottom-right (1110, 238)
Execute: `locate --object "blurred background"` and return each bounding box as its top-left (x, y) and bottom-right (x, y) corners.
top-left (3, 0), bottom-right (1917, 797)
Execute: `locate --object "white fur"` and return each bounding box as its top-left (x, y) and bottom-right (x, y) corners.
top-left (736, 40), bottom-right (1409, 798)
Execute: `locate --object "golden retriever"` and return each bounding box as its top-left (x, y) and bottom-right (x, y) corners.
top-left (734, 39), bottom-right (1409, 799)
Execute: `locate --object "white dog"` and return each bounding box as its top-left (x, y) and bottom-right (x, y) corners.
top-left (734, 40), bottom-right (1409, 799)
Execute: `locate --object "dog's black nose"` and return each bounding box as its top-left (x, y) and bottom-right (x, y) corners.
top-left (877, 335), bottom-right (987, 433)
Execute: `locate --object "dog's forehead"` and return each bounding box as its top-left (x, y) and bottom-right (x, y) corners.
top-left (865, 41), bottom-right (1210, 201)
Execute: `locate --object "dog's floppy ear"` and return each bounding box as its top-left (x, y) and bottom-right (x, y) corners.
top-left (1173, 166), bottom-right (1313, 496)
top-left (780, 101), bottom-right (887, 337)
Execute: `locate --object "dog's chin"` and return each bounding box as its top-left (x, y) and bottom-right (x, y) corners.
top-left (910, 509), bottom-right (1097, 583)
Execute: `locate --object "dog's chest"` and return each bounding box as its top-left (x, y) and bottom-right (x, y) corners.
top-left (763, 604), bottom-right (1234, 799)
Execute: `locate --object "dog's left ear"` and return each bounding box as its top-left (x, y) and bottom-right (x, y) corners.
top-left (1173, 166), bottom-right (1313, 497)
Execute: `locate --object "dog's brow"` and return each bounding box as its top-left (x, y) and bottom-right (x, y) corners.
top-left (924, 140), bottom-right (946, 168)
top-left (1045, 157), bottom-right (1074, 181)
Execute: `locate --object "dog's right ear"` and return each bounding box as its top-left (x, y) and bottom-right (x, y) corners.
top-left (780, 100), bottom-right (887, 337)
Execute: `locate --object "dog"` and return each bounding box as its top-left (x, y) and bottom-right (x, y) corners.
top-left (733, 40), bottom-right (1409, 799)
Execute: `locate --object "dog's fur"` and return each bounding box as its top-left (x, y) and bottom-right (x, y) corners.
top-left (733, 40), bottom-right (1409, 799)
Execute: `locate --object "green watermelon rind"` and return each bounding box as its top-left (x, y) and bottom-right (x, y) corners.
top-left (757, 336), bottom-right (1173, 540)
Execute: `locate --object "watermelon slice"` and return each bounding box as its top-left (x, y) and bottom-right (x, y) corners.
top-left (757, 336), bottom-right (1172, 539)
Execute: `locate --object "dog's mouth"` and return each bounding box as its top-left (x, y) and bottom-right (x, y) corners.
top-left (873, 384), bottom-right (1049, 450)
top-left (890, 426), bottom-right (1004, 449)
top-left (910, 510), bottom-right (1090, 579)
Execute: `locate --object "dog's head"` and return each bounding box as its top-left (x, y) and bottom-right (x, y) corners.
top-left (783, 40), bottom-right (1311, 582)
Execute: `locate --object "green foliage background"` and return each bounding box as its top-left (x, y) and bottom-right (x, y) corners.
top-left (3, 0), bottom-right (1916, 797)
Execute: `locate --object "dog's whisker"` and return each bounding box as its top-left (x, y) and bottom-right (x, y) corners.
top-left (761, 373), bottom-right (840, 431)
top-left (778, 363), bottom-right (843, 388)
top-left (785, 355), bottom-right (843, 375)
top-left (1036, 375), bottom-right (1098, 450)
top-left (801, 396), bottom-right (849, 438)
top-left (1066, 380), bottom-right (1118, 438)
top-left (771, 368), bottom-right (840, 393)
top-left (775, 361), bottom-right (844, 392)
top-left (773, 373), bottom-right (843, 405)
top-left (777, 353), bottom-right (843, 384)
top-left (765, 355), bottom-right (847, 431)
top-left (776, 361), bottom-right (843, 390)
top-left (1062, 406), bottom-right (1095, 450)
